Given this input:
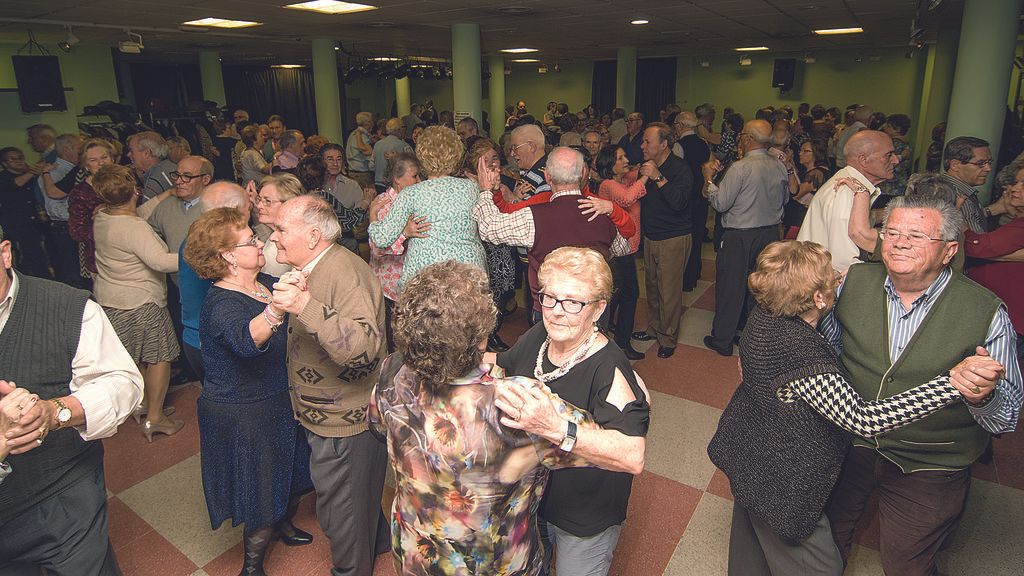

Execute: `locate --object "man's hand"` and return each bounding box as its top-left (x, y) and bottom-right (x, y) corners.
top-left (578, 197), bottom-right (613, 221)
top-left (360, 187), bottom-right (376, 210)
top-left (511, 180), bottom-right (532, 202)
top-left (0, 382), bottom-right (39, 460)
top-left (271, 279), bottom-right (312, 315)
top-left (949, 346), bottom-right (1005, 404)
top-left (1, 380), bottom-right (54, 456)
top-left (639, 161), bottom-right (661, 181)
top-left (702, 158), bottom-right (722, 182)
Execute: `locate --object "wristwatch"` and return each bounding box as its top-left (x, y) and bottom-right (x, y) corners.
top-left (51, 398), bottom-right (72, 429)
top-left (559, 421), bottom-right (578, 452)
top-left (652, 175), bottom-right (665, 183)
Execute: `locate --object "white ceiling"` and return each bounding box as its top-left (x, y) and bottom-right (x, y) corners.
top-left (0, 0), bottom-right (970, 65)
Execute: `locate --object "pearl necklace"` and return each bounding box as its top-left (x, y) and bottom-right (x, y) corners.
top-left (219, 279), bottom-right (271, 301)
top-left (534, 326), bottom-right (599, 383)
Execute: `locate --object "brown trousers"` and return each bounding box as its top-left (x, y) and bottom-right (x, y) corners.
top-left (643, 234), bottom-right (692, 349)
top-left (826, 446), bottom-right (971, 576)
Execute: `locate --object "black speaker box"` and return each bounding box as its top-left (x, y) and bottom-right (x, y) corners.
top-left (12, 55), bottom-right (68, 113)
top-left (772, 58), bottom-right (797, 92)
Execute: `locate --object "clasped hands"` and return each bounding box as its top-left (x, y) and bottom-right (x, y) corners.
top-left (271, 270), bottom-right (311, 315)
top-left (494, 379), bottom-right (566, 444)
top-left (1, 380), bottom-right (53, 458)
top-left (949, 347), bottom-right (1005, 405)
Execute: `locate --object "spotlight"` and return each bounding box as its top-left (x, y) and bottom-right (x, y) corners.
top-left (803, 54), bottom-right (816, 64)
top-left (699, 58), bottom-right (710, 68)
top-left (57, 26), bottom-right (79, 53)
top-left (538, 64), bottom-right (548, 74)
top-left (553, 63), bottom-right (561, 73)
top-left (432, 66), bottom-right (443, 79)
top-left (394, 62), bottom-right (409, 79)
top-left (738, 56), bottom-right (752, 66)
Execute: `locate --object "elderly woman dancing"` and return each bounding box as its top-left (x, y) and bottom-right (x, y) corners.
top-left (707, 240), bottom-right (1000, 576)
top-left (370, 260), bottom-right (646, 575)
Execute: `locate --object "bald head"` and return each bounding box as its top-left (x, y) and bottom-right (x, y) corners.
top-left (201, 181), bottom-right (250, 216)
top-left (844, 130), bottom-right (899, 185)
top-left (742, 119), bottom-right (773, 152)
top-left (545, 147), bottom-right (585, 187)
top-left (844, 130), bottom-right (890, 164)
top-left (678, 111), bottom-right (699, 129)
top-left (385, 117), bottom-right (404, 135)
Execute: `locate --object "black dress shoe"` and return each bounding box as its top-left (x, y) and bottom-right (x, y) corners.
top-left (703, 335), bottom-right (733, 357)
top-left (487, 334), bottom-right (510, 353)
top-left (618, 343), bottom-right (645, 361)
top-left (657, 346), bottom-right (676, 358)
top-left (631, 331), bottom-right (656, 342)
top-left (277, 525), bottom-right (314, 546)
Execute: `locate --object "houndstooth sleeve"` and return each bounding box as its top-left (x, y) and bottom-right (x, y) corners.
top-left (777, 372), bottom-right (960, 438)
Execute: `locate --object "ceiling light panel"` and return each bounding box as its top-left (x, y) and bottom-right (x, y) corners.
top-left (813, 27), bottom-right (864, 35)
top-left (284, 1), bottom-right (379, 14)
top-left (181, 18), bottom-right (261, 28)
top-left (735, 46), bottom-right (769, 52)
top-left (501, 48), bottom-right (539, 54)
top-left (511, 58), bottom-right (540, 63)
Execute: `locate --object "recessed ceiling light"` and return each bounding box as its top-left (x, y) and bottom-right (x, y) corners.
top-left (735, 46), bottom-right (769, 52)
top-left (813, 27), bottom-right (864, 35)
top-left (284, 1), bottom-right (379, 15)
top-left (631, 19), bottom-right (650, 25)
top-left (181, 18), bottom-right (261, 28)
top-left (501, 48), bottom-right (538, 54)
top-left (274, 64), bottom-right (305, 68)
top-left (511, 58), bottom-right (540, 63)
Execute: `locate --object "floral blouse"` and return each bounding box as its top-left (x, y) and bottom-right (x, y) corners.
top-left (368, 187), bottom-right (407, 301)
top-left (369, 357), bottom-right (593, 576)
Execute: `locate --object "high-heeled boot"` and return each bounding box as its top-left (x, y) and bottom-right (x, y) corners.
top-left (239, 526), bottom-right (274, 576)
top-left (275, 497), bottom-right (313, 546)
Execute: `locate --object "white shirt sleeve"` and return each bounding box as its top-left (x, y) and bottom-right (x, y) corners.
top-left (69, 300), bottom-right (144, 440)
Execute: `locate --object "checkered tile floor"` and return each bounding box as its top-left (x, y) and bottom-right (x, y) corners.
top-left (103, 243), bottom-right (1024, 575)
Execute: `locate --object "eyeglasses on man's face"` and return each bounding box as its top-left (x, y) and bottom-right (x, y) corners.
top-left (170, 171), bottom-right (210, 183)
top-left (880, 228), bottom-right (945, 246)
top-left (966, 159), bottom-right (993, 167)
top-left (537, 292), bottom-right (597, 314)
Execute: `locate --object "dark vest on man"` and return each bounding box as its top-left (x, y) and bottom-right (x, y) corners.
top-left (0, 273), bottom-right (97, 527)
top-left (836, 263), bottom-right (1001, 472)
top-left (528, 194), bottom-right (617, 311)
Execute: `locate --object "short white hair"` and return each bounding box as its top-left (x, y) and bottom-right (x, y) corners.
top-left (292, 195), bottom-right (341, 241)
top-left (356, 111), bottom-right (373, 128)
top-left (133, 132), bottom-right (169, 159)
top-left (511, 123), bottom-right (545, 147)
top-left (545, 147), bottom-right (584, 185)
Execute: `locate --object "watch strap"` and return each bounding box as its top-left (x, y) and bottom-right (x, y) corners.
top-left (50, 397), bottom-right (71, 428)
top-left (559, 421), bottom-right (578, 452)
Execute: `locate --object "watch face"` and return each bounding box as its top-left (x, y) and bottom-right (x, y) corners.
top-left (58, 408), bottom-right (72, 422)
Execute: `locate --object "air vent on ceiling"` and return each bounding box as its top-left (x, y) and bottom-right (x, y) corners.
top-left (497, 6), bottom-right (533, 15)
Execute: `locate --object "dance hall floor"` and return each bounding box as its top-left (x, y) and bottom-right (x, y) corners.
top-left (103, 243), bottom-right (1023, 575)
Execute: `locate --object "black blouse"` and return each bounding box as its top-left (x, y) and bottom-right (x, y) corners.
top-left (498, 323), bottom-right (650, 536)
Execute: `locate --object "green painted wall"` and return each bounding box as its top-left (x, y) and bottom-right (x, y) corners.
top-left (503, 61), bottom-right (593, 114)
top-left (678, 47), bottom-right (927, 144)
top-left (0, 44), bottom-right (118, 151)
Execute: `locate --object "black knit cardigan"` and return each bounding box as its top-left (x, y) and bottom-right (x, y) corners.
top-left (707, 305), bottom-right (850, 543)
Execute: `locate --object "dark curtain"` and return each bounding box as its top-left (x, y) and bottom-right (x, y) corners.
top-left (591, 60), bottom-right (616, 116)
top-left (634, 57), bottom-right (677, 124)
top-left (129, 63), bottom-right (202, 115)
top-left (223, 66), bottom-right (318, 137)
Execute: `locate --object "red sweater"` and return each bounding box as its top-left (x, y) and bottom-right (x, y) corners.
top-left (492, 182), bottom-right (637, 240)
top-left (965, 217), bottom-right (1024, 333)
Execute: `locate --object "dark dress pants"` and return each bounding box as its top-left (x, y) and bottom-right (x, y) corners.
top-left (609, 254), bottom-right (640, 346)
top-left (826, 446), bottom-right (971, 576)
top-left (6, 223), bottom-right (52, 280)
top-left (0, 465), bottom-right (120, 576)
top-left (306, 429), bottom-right (391, 576)
top-left (709, 225), bottom-right (779, 349)
top-left (683, 197), bottom-right (709, 290)
top-left (46, 221), bottom-right (87, 289)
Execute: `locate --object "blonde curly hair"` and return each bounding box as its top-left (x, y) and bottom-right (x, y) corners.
top-left (415, 125), bottom-right (465, 177)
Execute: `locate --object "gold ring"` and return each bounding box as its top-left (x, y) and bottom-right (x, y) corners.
top-left (37, 427), bottom-right (47, 439)
top-left (971, 385), bottom-right (982, 394)
top-left (36, 438), bottom-right (44, 445)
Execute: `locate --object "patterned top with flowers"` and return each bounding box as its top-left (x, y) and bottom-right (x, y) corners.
top-left (368, 187), bottom-right (407, 301)
top-left (369, 356), bottom-right (593, 576)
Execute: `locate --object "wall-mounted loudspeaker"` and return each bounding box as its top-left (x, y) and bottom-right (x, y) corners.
top-left (12, 55), bottom-right (68, 113)
top-left (772, 58), bottom-right (797, 92)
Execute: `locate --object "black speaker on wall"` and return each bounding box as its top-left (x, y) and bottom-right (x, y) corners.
top-left (772, 58), bottom-right (797, 92)
top-left (12, 55), bottom-right (68, 113)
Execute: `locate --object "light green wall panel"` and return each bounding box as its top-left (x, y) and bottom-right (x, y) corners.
top-left (502, 61), bottom-right (593, 115)
top-left (0, 43), bottom-right (118, 152)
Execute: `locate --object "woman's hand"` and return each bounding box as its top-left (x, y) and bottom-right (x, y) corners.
top-left (702, 158), bottom-right (722, 182)
top-left (0, 380), bottom-right (52, 456)
top-left (359, 187), bottom-right (376, 211)
top-left (577, 197), bottom-right (613, 222)
top-left (494, 380), bottom-right (566, 444)
top-left (0, 382), bottom-right (39, 461)
top-left (245, 180), bottom-right (259, 205)
top-left (402, 215), bottom-right (431, 239)
top-left (476, 156), bottom-right (501, 192)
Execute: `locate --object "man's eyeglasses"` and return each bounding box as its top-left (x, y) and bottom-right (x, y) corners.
top-left (510, 142), bottom-right (532, 154)
top-left (880, 228), bottom-right (946, 246)
top-left (966, 159), bottom-right (993, 167)
top-left (170, 171), bottom-right (210, 183)
top-left (234, 235), bottom-right (259, 248)
top-left (537, 293), bottom-right (597, 314)
top-left (257, 196), bottom-right (284, 207)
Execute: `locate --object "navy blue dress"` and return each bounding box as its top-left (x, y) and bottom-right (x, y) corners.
top-left (198, 274), bottom-right (312, 530)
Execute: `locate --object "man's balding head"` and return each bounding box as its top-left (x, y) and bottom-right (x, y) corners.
top-left (844, 130), bottom-right (899, 185)
top-left (545, 147), bottom-right (585, 187)
top-left (741, 119), bottom-right (773, 152)
top-left (201, 181), bottom-right (251, 218)
top-left (678, 111), bottom-right (699, 129)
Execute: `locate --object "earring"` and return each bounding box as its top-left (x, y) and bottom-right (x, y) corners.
top-left (231, 260), bottom-right (239, 276)
top-left (817, 302), bottom-right (825, 310)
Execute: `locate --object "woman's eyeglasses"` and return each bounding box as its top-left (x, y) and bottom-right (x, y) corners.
top-left (234, 235), bottom-right (259, 248)
top-left (537, 293), bottom-right (596, 314)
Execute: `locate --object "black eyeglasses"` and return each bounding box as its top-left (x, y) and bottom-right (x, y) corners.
top-left (170, 171), bottom-right (210, 183)
top-left (966, 159), bottom-right (993, 167)
top-left (537, 293), bottom-right (597, 314)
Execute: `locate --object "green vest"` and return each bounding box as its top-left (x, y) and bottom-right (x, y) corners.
top-left (836, 263), bottom-right (1001, 472)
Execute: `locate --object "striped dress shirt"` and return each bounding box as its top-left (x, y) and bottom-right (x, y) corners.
top-left (820, 266), bottom-right (1022, 435)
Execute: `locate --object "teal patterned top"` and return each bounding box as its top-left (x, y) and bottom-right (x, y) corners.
top-left (367, 176), bottom-right (488, 291)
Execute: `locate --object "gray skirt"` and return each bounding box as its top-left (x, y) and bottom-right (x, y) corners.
top-left (103, 302), bottom-right (181, 365)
